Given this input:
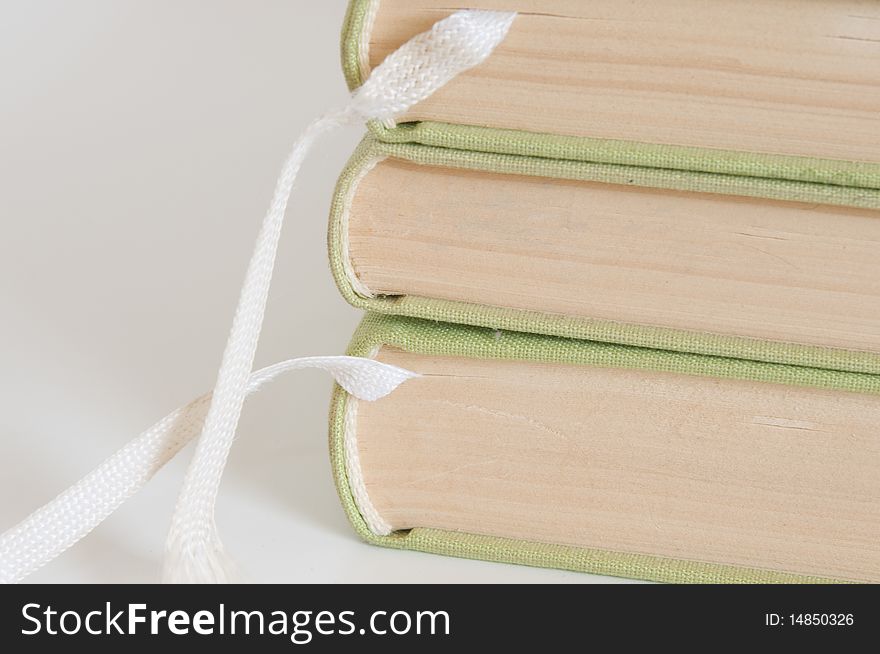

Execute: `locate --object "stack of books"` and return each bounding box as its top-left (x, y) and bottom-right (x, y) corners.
top-left (326, 0), bottom-right (880, 583)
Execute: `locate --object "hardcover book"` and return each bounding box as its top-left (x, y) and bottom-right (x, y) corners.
top-left (329, 137), bottom-right (880, 375)
top-left (330, 314), bottom-right (880, 583)
top-left (342, 0), bottom-right (880, 185)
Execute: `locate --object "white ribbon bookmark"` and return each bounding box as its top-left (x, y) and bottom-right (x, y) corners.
top-left (0, 358), bottom-right (419, 585)
top-left (0, 10), bottom-right (516, 584)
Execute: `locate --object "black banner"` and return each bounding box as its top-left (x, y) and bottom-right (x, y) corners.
top-left (1, 584), bottom-right (875, 650)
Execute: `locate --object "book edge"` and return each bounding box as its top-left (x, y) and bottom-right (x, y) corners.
top-left (327, 313), bottom-right (859, 583)
top-left (328, 138), bottom-right (880, 375)
top-left (369, 121), bottom-right (880, 192)
top-left (339, 1), bottom-right (880, 190)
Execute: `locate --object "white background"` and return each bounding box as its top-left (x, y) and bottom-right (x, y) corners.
top-left (0, 0), bottom-right (628, 583)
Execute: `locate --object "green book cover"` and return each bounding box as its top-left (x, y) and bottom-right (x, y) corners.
top-left (329, 313), bottom-right (880, 583)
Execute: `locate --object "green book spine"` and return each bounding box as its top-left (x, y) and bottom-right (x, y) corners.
top-left (329, 313), bottom-right (880, 583)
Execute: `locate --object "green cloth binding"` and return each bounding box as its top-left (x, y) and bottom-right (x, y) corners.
top-left (329, 313), bottom-right (879, 583)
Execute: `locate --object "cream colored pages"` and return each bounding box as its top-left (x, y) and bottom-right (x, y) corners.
top-left (364, 0), bottom-right (880, 163)
top-left (356, 348), bottom-right (880, 582)
top-left (347, 159), bottom-right (880, 354)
